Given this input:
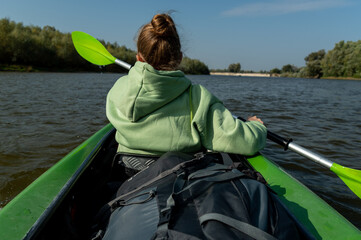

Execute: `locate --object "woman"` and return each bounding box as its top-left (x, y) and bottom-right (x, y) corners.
top-left (106, 13), bottom-right (267, 171)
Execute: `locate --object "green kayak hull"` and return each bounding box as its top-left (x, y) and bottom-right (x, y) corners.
top-left (0, 124), bottom-right (360, 239)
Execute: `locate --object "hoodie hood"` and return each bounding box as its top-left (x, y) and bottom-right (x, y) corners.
top-left (107, 61), bottom-right (191, 122)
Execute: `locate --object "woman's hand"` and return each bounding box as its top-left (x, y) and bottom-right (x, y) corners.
top-left (247, 116), bottom-right (264, 125)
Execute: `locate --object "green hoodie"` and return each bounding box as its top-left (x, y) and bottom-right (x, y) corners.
top-left (106, 61), bottom-right (267, 156)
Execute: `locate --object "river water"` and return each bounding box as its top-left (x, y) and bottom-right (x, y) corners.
top-left (0, 72), bottom-right (360, 229)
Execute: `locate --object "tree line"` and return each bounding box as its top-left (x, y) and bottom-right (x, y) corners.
top-left (271, 40), bottom-right (361, 79)
top-left (2, 18), bottom-right (359, 78)
top-left (0, 18), bottom-right (210, 75)
top-left (212, 63), bottom-right (242, 73)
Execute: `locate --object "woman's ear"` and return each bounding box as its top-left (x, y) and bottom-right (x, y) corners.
top-left (136, 54), bottom-right (145, 62)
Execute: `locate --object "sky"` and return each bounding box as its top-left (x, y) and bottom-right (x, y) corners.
top-left (1, 0), bottom-right (361, 71)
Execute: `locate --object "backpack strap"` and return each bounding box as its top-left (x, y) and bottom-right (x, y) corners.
top-left (107, 155), bottom-right (213, 211)
top-left (187, 163), bottom-right (230, 180)
top-left (173, 169), bottom-right (245, 200)
top-left (156, 169), bottom-right (247, 237)
top-left (199, 213), bottom-right (278, 240)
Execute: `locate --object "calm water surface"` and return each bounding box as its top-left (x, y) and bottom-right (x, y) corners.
top-left (0, 72), bottom-right (360, 229)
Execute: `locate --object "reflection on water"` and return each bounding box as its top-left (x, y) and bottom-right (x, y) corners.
top-left (0, 72), bottom-right (360, 229)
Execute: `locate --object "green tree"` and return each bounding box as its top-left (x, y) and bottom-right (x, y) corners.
top-left (228, 63), bottom-right (241, 73)
top-left (0, 18), bottom-right (14, 63)
top-left (304, 49), bottom-right (325, 78)
top-left (270, 68), bottom-right (281, 74)
top-left (281, 64), bottom-right (298, 73)
top-left (179, 57), bottom-right (210, 75)
top-left (0, 18), bottom-right (211, 74)
top-left (321, 40), bottom-right (361, 78)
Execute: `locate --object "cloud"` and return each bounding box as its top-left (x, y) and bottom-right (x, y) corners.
top-left (222, 0), bottom-right (351, 17)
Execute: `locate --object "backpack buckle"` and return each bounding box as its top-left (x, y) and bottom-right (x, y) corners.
top-left (159, 206), bottom-right (172, 226)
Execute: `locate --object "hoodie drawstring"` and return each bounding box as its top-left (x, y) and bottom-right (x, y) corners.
top-left (189, 85), bottom-right (193, 124)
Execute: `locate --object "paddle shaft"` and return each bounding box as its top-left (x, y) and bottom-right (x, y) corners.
top-left (253, 118), bottom-right (360, 199)
top-left (238, 117), bottom-right (334, 169)
top-left (115, 59), bottom-right (132, 70)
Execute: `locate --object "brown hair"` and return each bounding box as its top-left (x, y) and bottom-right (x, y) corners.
top-left (137, 14), bottom-right (182, 71)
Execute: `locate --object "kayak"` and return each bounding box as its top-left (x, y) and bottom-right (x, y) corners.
top-left (0, 124), bottom-right (360, 240)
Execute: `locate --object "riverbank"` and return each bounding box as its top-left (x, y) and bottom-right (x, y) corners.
top-left (322, 76), bottom-right (361, 81)
top-left (0, 64), bottom-right (39, 72)
top-left (211, 72), bottom-right (361, 80)
top-left (0, 64), bottom-right (127, 73)
top-left (2, 66), bottom-right (360, 80)
top-left (210, 72), bottom-right (271, 77)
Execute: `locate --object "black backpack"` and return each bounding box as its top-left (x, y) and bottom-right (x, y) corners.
top-left (92, 152), bottom-right (314, 240)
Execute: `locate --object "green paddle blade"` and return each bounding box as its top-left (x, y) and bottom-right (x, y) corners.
top-left (331, 163), bottom-right (361, 198)
top-left (71, 31), bottom-right (116, 66)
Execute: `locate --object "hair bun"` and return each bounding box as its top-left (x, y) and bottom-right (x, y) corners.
top-left (151, 14), bottom-right (176, 37)
top-left (137, 13), bottom-right (182, 70)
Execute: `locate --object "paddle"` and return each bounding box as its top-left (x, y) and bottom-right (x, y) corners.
top-left (71, 31), bottom-right (361, 199)
top-left (239, 117), bottom-right (361, 199)
top-left (71, 31), bottom-right (132, 70)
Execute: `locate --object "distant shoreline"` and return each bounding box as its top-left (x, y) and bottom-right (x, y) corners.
top-left (2, 66), bottom-right (360, 81)
top-left (321, 76), bottom-right (361, 81)
top-left (211, 72), bottom-right (361, 81)
top-left (210, 72), bottom-right (272, 77)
